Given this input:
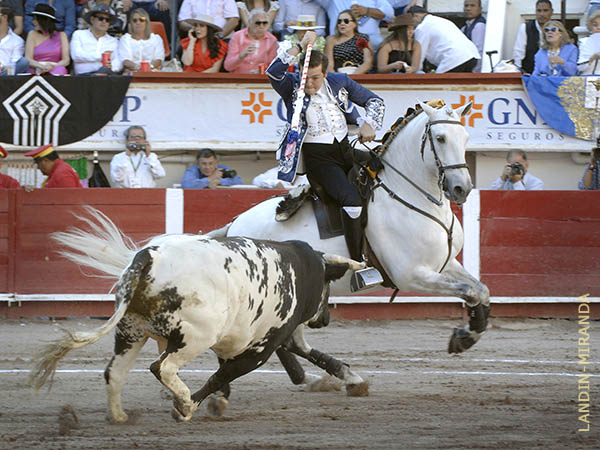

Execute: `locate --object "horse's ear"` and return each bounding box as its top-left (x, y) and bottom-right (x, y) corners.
top-left (419, 101), bottom-right (437, 117)
top-left (455, 102), bottom-right (472, 118)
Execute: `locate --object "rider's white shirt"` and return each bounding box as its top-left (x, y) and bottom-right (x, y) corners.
top-left (304, 83), bottom-right (347, 144)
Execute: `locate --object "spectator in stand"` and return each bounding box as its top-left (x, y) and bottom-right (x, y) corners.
top-left (181, 14), bottom-right (227, 72)
top-left (314, 0), bottom-right (394, 51)
top-left (117, 8), bottom-right (164, 73)
top-left (325, 9), bottom-right (372, 74)
top-left (224, 8), bottom-right (277, 73)
top-left (389, 0), bottom-right (417, 16)
top-left (78, 0), bottom-right (127, 36)
top-left (532, 20), bottom-right (577, 76)
top-left (181, 148), bottom-right (243, 189)
top-left (583, 0), bottom-right (600, 29)
top-left (24, 0), bottom-right (76, 38)
top-left (578, 11), bottom-right (600, 75)
top-left (24, 143), bottom-right (83, 188)
top-left (25, 4), bottom-right (69, 74)
top-left (5, 0), bottom-right (23, 36)
top-left (0, 2), bottom-right (26, 74)
top-left (178, 0), bottom-right (239, 40)
top-left (579, 146), bottom-right (600, 190)
top-left (236, 0), bottom-right (279, 30)
top-left (70, 4), bottom-right (120, 74)
top-left (461, 0), bottom-right (485, 73)
top-left (376, 13), bottom-right (418, 73)
top-left (489, 150), bottom-right (544, 190)
top-left (512, 0), bottom-right (553, 74)
top-left (283, 14), bottom-right (325, 59)
top-left (0, 146), bottom-right (21, 189)
top-left (110, 125), bottom-right (166, 188)
top-left (408, 5), bottom-right (480, 73)
top-left (273, 0), bottom-right (325, 39)
top-left (123, 0), bottom-right (170, 42)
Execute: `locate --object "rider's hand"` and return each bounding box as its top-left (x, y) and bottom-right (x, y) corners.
top-left (301, 31), bottom-right (317, 49)
top-left (358, 122), bottom-right (375, 143)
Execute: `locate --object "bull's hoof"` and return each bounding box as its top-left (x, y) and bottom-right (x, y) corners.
top-left (346, 381), bottom-right (369, 397)
top-left (109, 411), bottom-right (129, 424)
top-left (206, 394), bottom-right (229, 417)
top-left (448, 327), bottom-right (477, 354)
top-left (171, 407), bottom-right (192, 423)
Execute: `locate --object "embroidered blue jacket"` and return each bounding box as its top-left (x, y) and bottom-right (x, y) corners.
top-left (266, 52), bottom-right (384, 182)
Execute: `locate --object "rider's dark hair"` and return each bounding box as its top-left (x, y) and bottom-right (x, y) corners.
top-left (298, 49), bottom-right (329, 75)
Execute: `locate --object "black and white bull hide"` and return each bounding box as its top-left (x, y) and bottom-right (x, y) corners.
top-left (29, 235), bottom-right (365, 423)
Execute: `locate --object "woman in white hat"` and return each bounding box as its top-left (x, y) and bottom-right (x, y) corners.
top-left (181, 14), bottom-right (228, 73)
top-left (25, 3), bottom-right (69, 74)
top-left (118, 8), bottom-right (165, 73)
top-left (283, 14), bottom-right (325, 58)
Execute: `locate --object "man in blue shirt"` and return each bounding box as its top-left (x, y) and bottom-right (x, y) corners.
top-left (181, 148), bottom-right (243, 189)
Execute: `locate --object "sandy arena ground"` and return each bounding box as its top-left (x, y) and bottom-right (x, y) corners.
top-left (0, 317), bottom-right (598, 449)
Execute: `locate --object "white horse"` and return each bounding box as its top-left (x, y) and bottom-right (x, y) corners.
top-left (215, 101), bottom-right (490, 354)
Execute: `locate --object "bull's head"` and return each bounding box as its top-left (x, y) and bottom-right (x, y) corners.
top-left (307, 254), bottom-right (365, 329)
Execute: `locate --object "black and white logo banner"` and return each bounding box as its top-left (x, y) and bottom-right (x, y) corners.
top-left (0, 75), bottom-right (131, 147)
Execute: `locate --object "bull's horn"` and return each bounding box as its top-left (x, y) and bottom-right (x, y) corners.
top-left (323, 253), bottom-right (365, 270)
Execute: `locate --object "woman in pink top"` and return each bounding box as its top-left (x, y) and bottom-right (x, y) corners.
top-left (25, 4), bottom-right (69, 75)
top-left (224, 9), bottom-right (277, 74)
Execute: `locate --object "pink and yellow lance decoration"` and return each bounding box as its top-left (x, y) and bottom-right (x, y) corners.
top-left (284, 43), bottom-right (313, 158)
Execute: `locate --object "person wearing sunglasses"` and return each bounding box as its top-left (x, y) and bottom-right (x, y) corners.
top-left (325, 9), bottom-right (373, 74)
top-left (118, 8), bottom-right (164, 73)
top-left (181, 14), bottom-right (227, 72)
top-left (77, 0), bottom-right (128, 36)
top-left (70, 3), bottom-right (120, 74)
top-left (531, 20), bottom-right (577, 76)
top-left (236, 0), bottom-right (279, 31)
top-left (224, 8), bottom-right (277, 73)
top-left (512, 0), bottom-right (553, 74)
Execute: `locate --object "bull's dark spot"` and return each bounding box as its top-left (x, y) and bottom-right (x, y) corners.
top-left (248, 293), bottom-right (254, 310)
top-left (113, 315), bottom-right (145, 355)
top-left (251, 300), bottom-right (264, 325)
top-left (273, 261), bottom-right (294, 320)
top-left (104, 356), bottom-right (115, 384)
top-left (224, 256), bottom-right (232, 272)
top-left (257, 255), bottom-right (269, 294)
top-left (166, 326), bottom-right (186, 353)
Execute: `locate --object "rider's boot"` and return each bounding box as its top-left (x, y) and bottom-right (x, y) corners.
top-left (341, 208), bottom-right (383, 292)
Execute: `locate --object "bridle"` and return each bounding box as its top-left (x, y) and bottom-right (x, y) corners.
top-left (356, 115), bottom-right (468, 277)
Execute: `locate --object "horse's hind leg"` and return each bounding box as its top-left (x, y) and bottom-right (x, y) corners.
top-left (105, 315), bottom-right (148, 423)
top-left (283, 325), bottom-right (368, 396)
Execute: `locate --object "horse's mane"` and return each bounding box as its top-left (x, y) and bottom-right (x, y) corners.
top-left (378, 99), bottom-right (447, 155)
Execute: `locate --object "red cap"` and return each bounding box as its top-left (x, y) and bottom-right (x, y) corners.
top-left (25, 143), bottom-right (55, 159)
top-left (0, 145), bottom-right (6, 159)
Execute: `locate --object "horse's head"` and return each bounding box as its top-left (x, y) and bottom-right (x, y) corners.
top-left (419, 101), bottom-right (473, 205)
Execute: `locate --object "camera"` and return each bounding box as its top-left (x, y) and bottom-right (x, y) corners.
top-left (221, 169), bottom-right (237, 178)
top-left (127, 143), bottom-right (146, 153)
top-left (509, 162), bottom-right (524, 176)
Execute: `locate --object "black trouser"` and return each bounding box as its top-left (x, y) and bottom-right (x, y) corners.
top-left (447, 58), bottom-right (478, 73)
top-left (302, 138), bottom-right (361, 207)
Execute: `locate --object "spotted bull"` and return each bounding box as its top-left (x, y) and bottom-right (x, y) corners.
top-left (29, 235), bottom-right (363, 423)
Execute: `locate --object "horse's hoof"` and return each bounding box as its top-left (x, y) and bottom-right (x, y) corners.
top-left (206, 395), bottom-right (229, 417)
top-left (346, 381), bottom-right (369, 397)
top-left (448, 327), bottom-right (477, 354)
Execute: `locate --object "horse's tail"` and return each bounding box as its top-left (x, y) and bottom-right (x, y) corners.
top-left (52, 205), bottom-right (140, 279)
top-left (29, 298), bottom-right (129, 392)
top-left (205, 222), bottom-right (231, 238)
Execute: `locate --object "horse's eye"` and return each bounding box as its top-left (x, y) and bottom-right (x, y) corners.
top-left (436, 135), bottom-right (446, 143)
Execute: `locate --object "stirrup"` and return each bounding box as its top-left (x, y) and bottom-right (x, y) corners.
top-left (350, 267), bottom-right (384, 292)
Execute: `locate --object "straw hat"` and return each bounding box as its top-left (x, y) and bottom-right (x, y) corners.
top-left (187, 14), bottom-right (222, 32)
top-left (289, 15), bottom-right (324, 31)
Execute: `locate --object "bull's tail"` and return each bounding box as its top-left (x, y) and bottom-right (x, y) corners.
top-left (52, 206), bottom-right (140, 279)
top-left (29, 298), bottom-right (129, 392)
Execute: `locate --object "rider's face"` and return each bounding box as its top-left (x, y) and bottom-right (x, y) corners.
top-left (304, 65), bottom-right (325, 95)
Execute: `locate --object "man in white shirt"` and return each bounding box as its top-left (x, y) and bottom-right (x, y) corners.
top-left (408, 5), bottom-right (480, 73)
top-left (177, 0), bottom-right (239, 39)
top-left (70, 4), bottom-right (120, 75)
top-left (314, 0), bottom-right (394, 50)
top-left (0, 2), bottom-right (25, 74)
top-left (489, 150), bottom-right (544, 190)
top-left (512, 0), bottom-right (553, 74)
top-left (461, 0), bottom-right (485, 73)
top-left (110, 125), bottom-right (166, 188)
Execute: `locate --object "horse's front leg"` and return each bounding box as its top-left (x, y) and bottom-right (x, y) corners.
top-left (411, 260), bottom-right (490, 354)
top-left (283, 325), bottom-right (369, 397)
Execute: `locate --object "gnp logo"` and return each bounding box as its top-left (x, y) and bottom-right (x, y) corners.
top-left (451, 95), bottom-right (483, 127)
top-left (241, 92), bottom-right (272, 124)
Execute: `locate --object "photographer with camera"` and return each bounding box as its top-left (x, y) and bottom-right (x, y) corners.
top-left (489, 150), bottom-right (544, 190)
top-left (181, 148), bottom-right (243, 189)
top-left (110, 125), bottom-right (166, 188)
top-left (578, 146), bottom-right (600, 190)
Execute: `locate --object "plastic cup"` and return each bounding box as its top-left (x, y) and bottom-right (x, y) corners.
top-left (102, 51), bottom-right (111, 67)
top-left (140, 61), bottom-right (150, 72)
